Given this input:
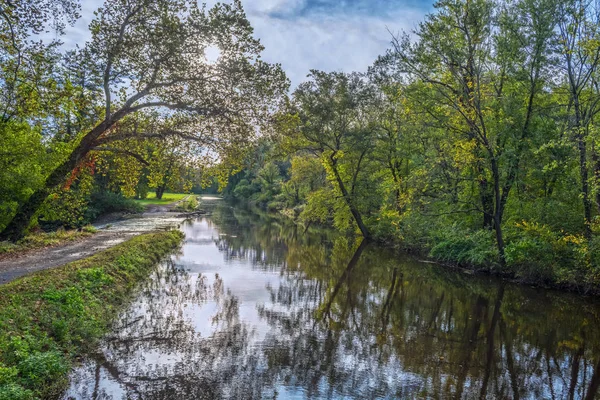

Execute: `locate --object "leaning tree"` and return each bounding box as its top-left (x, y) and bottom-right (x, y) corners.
top-left (0, 0), bottom-right (288, 240)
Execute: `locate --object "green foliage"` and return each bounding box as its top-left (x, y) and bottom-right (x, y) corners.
top-left (0, 0), bottom-right (288, 241)
top-left (40, 171), bottom-right (95, 229)
top-left (504, 221), bottom-right (590, 285)
top-left (175, 196), bottom-right (200, 212)
top-left (0, 383), bottom-right (34, 400)
top-left (0, 230), bottom-right (183, 398)
top-left (0, 122), bottom-right (50, 232)
top-left (17, 351), bottom-right (68, 390)
top-left (84, 190), bottom-right (144, 220)
top-left (429, 226), bottom-right (498, 268)
top-left (2, 0), bottom-right (600, 293)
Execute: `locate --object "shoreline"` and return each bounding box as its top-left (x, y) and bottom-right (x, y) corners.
top-left (238, 200), bottom-right (600, 297)
top-left (0, 230), bottom-right (184, 399)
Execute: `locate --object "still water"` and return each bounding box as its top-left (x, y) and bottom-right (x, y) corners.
top-left (64, 200), bottom-right (600, 399)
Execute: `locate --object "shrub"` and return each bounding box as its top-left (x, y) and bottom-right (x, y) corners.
top-left (504, 221), bottom-right (589, 285)
top-left (84, 190), bottom-right (144, 221)
top-left (175, 196), bottom-right (200, 212)
top-left (370, 208), bottom-right (403, 243)
top-left (429, 225), bottom-right (498, 268)
top-left (18, 351), bottom-right (68, 389)
top-left (0, 383), bottom-right (33, 400)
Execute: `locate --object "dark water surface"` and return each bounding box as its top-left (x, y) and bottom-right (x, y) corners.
top-left (63, 199), bottom-right (600, 399)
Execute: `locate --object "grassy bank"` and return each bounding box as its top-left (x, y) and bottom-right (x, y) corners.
top-left (367, 212), bottom-right (600, 295)
top-left (0, 230), bottom-right (184, 399)
top-left (0, 226), bottom-right (97, 259)
top-left (134, 192), bottom-right (189, 206)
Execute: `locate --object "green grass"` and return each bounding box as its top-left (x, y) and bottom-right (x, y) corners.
top-left (174, 196), bottom-right (200, 212)
top-left (134, 192), bottom-right (189, 206)
top-left (0, 226), bottom-right (97, 258)
top-left (0, 230), bottom-right (184, 399)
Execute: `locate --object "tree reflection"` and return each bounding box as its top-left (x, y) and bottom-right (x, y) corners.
top-left (65, 204), bottom-right (600, 399)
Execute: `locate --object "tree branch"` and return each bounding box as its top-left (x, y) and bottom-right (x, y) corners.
top-left (92, 147), bottom-right (149, 165)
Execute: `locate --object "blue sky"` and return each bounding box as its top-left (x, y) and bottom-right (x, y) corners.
top-left (64, 0), bottom-right (433, 88)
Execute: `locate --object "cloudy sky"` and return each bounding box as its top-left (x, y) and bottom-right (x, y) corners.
top-left (64, 0), bottom-right (433, 88)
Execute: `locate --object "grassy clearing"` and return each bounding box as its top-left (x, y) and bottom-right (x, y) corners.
top-left (134, 192), bottom-right (189, 206)
top-left (0, 226), bottom-right (97, 258)
top-left (0, 230), bottom-right (184, 399)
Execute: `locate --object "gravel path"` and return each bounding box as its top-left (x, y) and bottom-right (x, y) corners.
top-left (0, 231), bottom-right (143, 283)
top-left (0, 198), bottom-right (192, 284)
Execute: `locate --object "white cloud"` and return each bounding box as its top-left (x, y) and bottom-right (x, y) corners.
top-left (245, 0), bottom-right (307, 14)
top-left (61, 0), bottom-right (428, 88)
top-left (247, 8), bottom-right (425, 87)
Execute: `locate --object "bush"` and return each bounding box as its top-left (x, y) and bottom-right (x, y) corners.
top-left (84, 190), bottom-right (144, 221)
top-left (429, 225), bottom-right (498, 268)
top-left (175, 196), bottom-right (199, 212)
top-left (18, 351), bottom-right (68, 389)
top-left (505, 221), bottom-right (589, 285)
top-left (0, 382), bottom-right (33, 400)
top-left (371, 208), bottom-right (403, 242)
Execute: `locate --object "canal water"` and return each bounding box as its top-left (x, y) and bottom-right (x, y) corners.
top-left (63, 199), bottom-right (600, 399)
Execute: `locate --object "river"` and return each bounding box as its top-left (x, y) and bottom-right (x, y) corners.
top-left (63, 198), bottom-right (600, 399)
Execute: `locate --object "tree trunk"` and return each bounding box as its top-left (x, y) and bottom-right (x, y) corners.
top-left (0, 119), bottom-right (115, 241)
top-left (491, 158), bottom-right (506, 267)
top-left (480, 176), bottom-right (494, 229)
top-left (388, 161), bottom-right (403, 212)
top-left (329, 156), bottom-right (371, 239)
top-left (578, 131), bottom-right (593, 239)
top-left (593, 148), bottom-right (600, 215)
top-left (155, 184), bottom-right (167, 200)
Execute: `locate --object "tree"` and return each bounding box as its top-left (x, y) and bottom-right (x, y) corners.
top-left (379, 0), bottom-right (558, 264)
top-left (282, 71), bottom-right (379, 239)
top-left (144, 138), bottom-right (194, 199)
top-left (0, 0), bottom-right (81, 121)
top-left (0, 0), bottom-right (287, 240)
top-left (556, 0), bottom-right (600, 238)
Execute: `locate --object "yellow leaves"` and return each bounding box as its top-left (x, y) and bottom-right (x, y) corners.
top-left (558, 338), bottom-right (584, 351)
top-left (559, 234), bottom-right (586, 246)
top-left (439, 138), bottom-right (478, 169)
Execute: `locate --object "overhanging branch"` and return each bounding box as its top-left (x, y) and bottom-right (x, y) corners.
top-left (92, 147), bottom-right (149, 165)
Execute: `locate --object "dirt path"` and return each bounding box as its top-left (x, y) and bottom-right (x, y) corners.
top-left (0, 231), bottom-right (144, 283)
top-left (0, 198), bottom-right (192, 284)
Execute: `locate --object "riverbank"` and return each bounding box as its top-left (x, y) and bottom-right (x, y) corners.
top-left (0, 230), bottom-right (183, 399)
top-left (235, 201), bottom-right (600, 296)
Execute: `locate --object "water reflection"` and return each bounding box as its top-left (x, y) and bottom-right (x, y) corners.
top-left (64, 203), bottom-right (600, 399)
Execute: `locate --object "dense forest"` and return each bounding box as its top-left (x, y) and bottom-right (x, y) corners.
top-left (2, 0), bottom-right (600, 291)
top-left (224, 0), bottom-right (600, 290)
